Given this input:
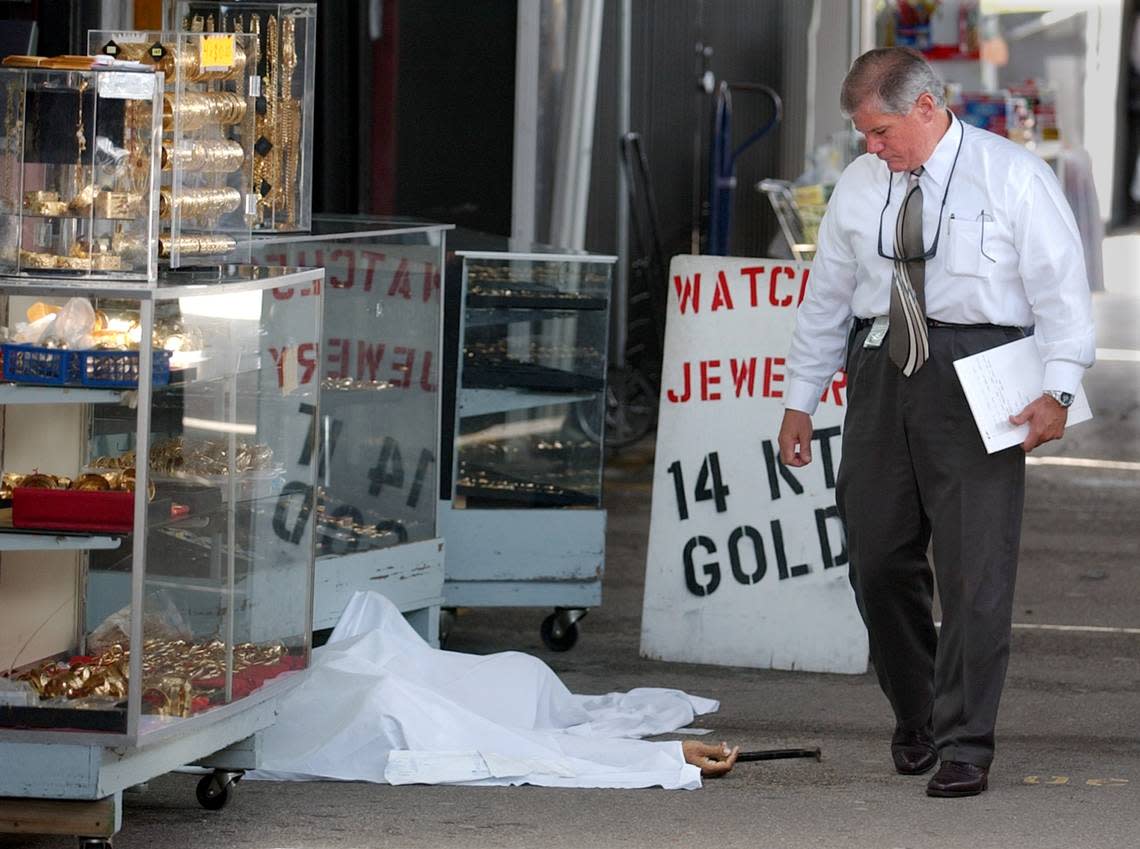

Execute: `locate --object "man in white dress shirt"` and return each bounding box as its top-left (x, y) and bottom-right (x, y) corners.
top-left (778, 48), bottom-right (1094, 797)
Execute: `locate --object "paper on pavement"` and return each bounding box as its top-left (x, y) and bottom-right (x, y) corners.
top-left (953, 335), bottom-right (1092, 454)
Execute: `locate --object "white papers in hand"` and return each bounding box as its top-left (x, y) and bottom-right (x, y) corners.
top-left (952, 335), bottom-right (1092, 454)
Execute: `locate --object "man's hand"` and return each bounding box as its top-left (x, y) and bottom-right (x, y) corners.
top-left (682, 740), bottom-right (740, 777)
top-left (1009, 394), bottom-right (1068, 452)
top-left (778, 410), bottom-right (815, 467)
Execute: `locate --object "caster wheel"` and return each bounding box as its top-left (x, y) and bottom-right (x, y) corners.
top-left (540, 613), bottom-right (579, 652)
top-left (78, 839), bottom-right (112, 849)
top-left (196, 773), bottom-right (235, 810)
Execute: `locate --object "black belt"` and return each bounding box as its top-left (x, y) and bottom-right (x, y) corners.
top-left (852, 316), bottom-right (1024, 332)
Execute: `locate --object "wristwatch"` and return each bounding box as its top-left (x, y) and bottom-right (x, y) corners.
top-left (1043, 389), bottom-right (1075, 408)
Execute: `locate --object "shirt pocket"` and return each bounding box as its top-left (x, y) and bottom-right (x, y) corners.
top-left (944, 215), bottom-right (991, 279)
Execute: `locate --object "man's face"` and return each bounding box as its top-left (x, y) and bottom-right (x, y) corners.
top-left (851, 95), bottom-right (935, 173)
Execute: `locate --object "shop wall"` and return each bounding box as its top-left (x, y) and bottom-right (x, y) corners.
top-left (585, 0), bottom-right (812, 260)
top-left (394, 1), bottom-right (517, 234)
top-left (0, 0), bottom-right (103, 54)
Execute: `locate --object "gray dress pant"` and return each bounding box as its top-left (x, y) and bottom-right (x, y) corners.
top-left (836, 322), bottom-right (1026, 768)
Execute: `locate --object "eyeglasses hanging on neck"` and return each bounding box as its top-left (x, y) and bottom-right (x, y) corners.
top-left (875, 120), bottom-right (965, 263)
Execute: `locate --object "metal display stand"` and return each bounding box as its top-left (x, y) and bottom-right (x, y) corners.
top-left (250, 216), bottom-right (452, 645)
top-left (440, 244), bottom-right (616, 651)
top-left (0, 266), bottom-right (324, 846)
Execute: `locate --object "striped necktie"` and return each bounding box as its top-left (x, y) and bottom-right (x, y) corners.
top-left (888, 167), bottom-right (929, 376)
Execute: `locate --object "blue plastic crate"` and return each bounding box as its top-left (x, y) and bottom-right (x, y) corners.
top-left (1, 344), bottom-right (72, 385)
top-left (74, 349), bottom-right (172, 388)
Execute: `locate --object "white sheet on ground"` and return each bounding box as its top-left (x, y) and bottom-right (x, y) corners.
top-left (248, 591), bottom-right (718, 789)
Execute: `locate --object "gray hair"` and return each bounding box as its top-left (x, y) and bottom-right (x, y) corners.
top-left (840, 47), bottom-right (946, 117)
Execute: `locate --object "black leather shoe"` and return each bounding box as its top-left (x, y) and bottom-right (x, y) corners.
top-left (926, 761), bottom-right (989, 797)
top-left (891, 726), bottom-right (937, 775)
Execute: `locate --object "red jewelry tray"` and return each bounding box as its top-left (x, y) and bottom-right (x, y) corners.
top-left (12, 487), bottom-right (134, 534)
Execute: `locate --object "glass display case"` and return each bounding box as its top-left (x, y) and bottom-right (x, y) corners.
top-left (452, 252), bottom-right (611, 509)
top-left (87, 30), bottom-right (258, 268)
top-left (167, 1), bottom-right (317, 233)
top-left (440, 248), bottom-right (615, 651)
top-left (0, 62), bottom-right (163, 280)
top-left (251, 216), bottom-right (451, 642)
top-left (0, 265), bottom-right (321, 744)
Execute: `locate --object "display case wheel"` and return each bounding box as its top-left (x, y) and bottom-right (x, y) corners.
top-left (77, 839), bottom-right (112, 849)
top-left (541, 608), bottom-right (587, 652)
top-left (196, 770), bottom-right (242, 810)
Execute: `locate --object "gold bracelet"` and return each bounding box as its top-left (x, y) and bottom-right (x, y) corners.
top-left (159, 234), bottom-right (235, 258)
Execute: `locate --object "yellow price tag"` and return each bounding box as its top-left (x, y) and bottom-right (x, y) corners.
top-left (199, 34), bottom-right (235, 71)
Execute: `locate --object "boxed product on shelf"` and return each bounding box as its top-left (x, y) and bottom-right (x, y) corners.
top-left (12, 487), bottom-right (135, 533)
top-left (949, 89), bottom-right (1010, 136)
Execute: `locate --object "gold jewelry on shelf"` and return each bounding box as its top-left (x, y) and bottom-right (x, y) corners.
top-left (233, 16), bottom-right (246, 98)
top-left (2, 75), bottom-right (20, 212)
top-left (16, 249), bottom-right (121, 271)
top-left (19, 249), bottom-right (58, 268)
top-left (73, 76), bottom-right (89, 198)
top-left (159, 186), bottom-right (241, 221)
top-left (67, 183), bottom-right (97, 213)
top-left (255, 15), bottom-right (279, 221)
top-left (162, 91), bottom-right (247, 132)
top-left (95, 191), bottom-right (141, 219)
top-left (162, 139), bottom-right (244, 173)
top-left (73, 473), bottom-right (111, 491)
top-left (248, 14), bottom-right (269, 226)
top-left (158, 234), bottom-right (236, 258)
top-left (195, 234), bottom-right (238, 254)
top-left (124, 94), bottom-right (152, 203)
top-left (280, 15), bottom-right (298, 225)
top-left (23, 190), bottom-right (67, 217)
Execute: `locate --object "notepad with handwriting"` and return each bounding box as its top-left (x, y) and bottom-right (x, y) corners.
top-left (952, 335), bottom-right (1092, 454)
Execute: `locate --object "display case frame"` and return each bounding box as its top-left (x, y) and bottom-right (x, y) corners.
top-left (440, 247), bottom-right (616, 650)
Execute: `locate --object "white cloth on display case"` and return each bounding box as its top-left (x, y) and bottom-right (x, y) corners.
top-left (248, 591), bottom-right (717, 789)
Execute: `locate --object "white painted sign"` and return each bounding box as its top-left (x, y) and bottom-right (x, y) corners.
top-left (639, 255), bottom-right (868, 674)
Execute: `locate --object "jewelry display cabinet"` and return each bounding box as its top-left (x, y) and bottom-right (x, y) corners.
top-left (87, 29), bottom-right (260, 268)
top-left (0, 265), bottom-right (323, 845)
top-left (0, 63), bottom-right (163, 280)
top-left (166, 1), bottom-right (317, 233)
top-left (440, 248), bottom-right (616, 651)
